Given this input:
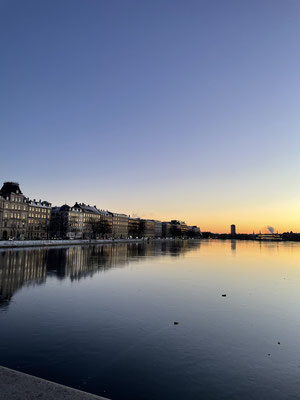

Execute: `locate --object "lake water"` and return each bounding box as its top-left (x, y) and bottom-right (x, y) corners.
top-left (1, 240), bottom-right (300, 400)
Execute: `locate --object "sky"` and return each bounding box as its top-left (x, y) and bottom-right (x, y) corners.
top-left (1, 0), bottom-right (300, 233)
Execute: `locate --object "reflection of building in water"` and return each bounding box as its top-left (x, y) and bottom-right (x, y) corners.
top-left (45, 244), bottom-right (132, 281)
top-left (231, 240), bottom-right (236, 252)
top-left (0, 249), bottom-right (47, 304)
top-left (56, 241), bottom-right (196, 280)
top-left (0, 241), bottom-right (201, 306)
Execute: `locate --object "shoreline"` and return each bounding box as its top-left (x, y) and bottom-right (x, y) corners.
top-left (1, 237), bottom-right (300, 249)
top-left (0, 237), bottom-right (184, 249)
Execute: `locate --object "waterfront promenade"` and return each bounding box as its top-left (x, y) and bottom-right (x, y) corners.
top-left (0, 238), bottom-right (150, 249)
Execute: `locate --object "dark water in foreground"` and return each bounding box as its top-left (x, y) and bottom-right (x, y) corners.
top-left (1, 240), bottom-right (300, 400)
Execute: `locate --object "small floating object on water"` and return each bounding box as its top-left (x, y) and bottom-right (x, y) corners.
top-left (222, 294), bottom-right (227, 297)
top-left (174, 321), bottom-right (179, 325)
top-left (278, 342), bottom-right (281, 345)
top-left (268, 354), bottom-right (271, 356)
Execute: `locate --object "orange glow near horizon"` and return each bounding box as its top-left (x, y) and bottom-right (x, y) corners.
top-left (126, 199), bottom-right (300, 234)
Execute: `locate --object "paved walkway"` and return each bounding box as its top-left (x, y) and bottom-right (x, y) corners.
top-left (0, 366), bottom-right (109, 400)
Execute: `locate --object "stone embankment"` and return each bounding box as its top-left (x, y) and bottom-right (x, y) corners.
top-left (0, 366), bottom-right (109, 400)
top-left (0, 238), bottom-right (176, 249)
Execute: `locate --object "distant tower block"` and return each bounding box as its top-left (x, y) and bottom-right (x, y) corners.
top-left (231, 224), bottom-right (236, 235)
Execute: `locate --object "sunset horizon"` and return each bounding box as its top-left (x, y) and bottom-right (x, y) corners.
top-left (1, 2), bottom-right (300, 399)
top-left (2, 0), bottom-right (300, 237)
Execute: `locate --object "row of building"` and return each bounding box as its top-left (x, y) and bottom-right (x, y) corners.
top-left (0, 181), bottom-right (201, 241)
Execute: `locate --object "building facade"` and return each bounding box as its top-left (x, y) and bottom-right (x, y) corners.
top-left (170, 220), bottom-right (188, 236)
top-left (99, 210), bottom-right (113, 239)
top-left (153, 220), bottom-right (162, 238)
top-left (128, 217), bottom-right (140, 238)
top-left (140, 219), bottom-right (155, 238)
top-left (188, 225), bottom-right (202, 237)
top-left (27, 200), bottom-right (52, 239)
top-left (110, 213), bottom-right (129, 238)
top-left (0, 181), bottom-right (199, 242)
top-left (51, 203), bottom-right (113, 239)
top-left (0, 196), bottom-right (4, 238)
top-left (0, 182), bottom-right (28, 240)
top-left (50, 204), bottom-right (83, 239)
top-left (74, 203), bottom-right (101, 239)
top-left (0, 182), bottom-right (53, 240)
top-left (162, 222), bottom-right (171, 238)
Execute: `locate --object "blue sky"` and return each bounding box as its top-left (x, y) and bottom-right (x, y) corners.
top-left (1, 0), bottom-right (300, 232)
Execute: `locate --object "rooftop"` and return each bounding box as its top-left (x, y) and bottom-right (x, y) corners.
top-left (0, 182), bottom-right (23, 196)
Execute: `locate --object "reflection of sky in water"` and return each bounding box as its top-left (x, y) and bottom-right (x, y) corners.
top-left (1, 240), bottom-right (300, 400)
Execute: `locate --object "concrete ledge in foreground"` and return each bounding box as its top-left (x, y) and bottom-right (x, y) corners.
top-left (0, 366), bottom-right (110, 400)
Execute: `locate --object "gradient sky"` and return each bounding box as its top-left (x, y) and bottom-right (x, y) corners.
top-left (1, 0), bottom-right (300, 233)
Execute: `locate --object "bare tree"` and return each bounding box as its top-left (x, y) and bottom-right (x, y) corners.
top-left (86, 218), bottom-right (101, 240)
top-left (139, 220), bottom-right (146, 237)
top-left (99, 218), bottom-right (112, 238)
top-left (49, 212), bottom-right (70, 239)
top-left (85, 218), bottom-right (112, 240)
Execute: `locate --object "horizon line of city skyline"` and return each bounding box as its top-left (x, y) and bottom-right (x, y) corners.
top-left (1, 180), bottom-right (295, 236)
top-left (0, 180), bottom-right (201, 241)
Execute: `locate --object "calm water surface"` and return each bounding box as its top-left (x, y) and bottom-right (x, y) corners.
top-left (1, 240), bottom-right (300, 400)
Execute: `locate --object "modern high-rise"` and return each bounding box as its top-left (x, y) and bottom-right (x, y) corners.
top-left (231, 224), bottom-right (236, 235)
